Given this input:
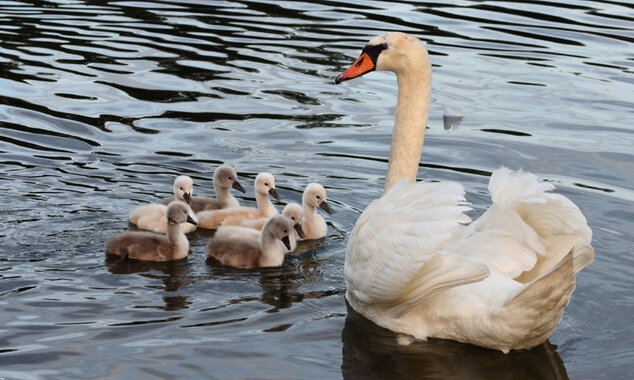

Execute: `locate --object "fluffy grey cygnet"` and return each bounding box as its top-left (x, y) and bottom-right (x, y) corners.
top-left (107, 201), bottom-right (197, 262)
top-left (206, 215), bottom-right (292, 268)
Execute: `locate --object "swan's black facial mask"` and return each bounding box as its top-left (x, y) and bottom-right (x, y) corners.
top-left (335, 43), bottom-right (388, 84)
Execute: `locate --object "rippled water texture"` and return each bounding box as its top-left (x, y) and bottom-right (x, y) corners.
top-left (1, 0), bottom-right (633, 378)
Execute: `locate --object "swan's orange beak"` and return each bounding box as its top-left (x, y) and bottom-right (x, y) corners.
top-left (335, 52), bottom-right (376, 84)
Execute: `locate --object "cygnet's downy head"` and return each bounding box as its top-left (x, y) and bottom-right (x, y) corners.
top-left (335, 32), bottom-right (427, 83)
top-left (264, 215), bottom-right (292, 251)
top-left (255, 172), bottom-right (281, 201)
top-left (166, 201), bottom-right (197, 225)
top-left (282, 203), bottom-right (305, 239)
top-left (214, 165), bottom-right (245, 193)
top-left (173, 175), bottom-right (194, 205)
top-left (303, 183), bottom-right (332, 215)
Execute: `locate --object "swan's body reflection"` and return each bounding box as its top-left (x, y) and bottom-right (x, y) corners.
top-left (341, 303), bottom-right (568, 380)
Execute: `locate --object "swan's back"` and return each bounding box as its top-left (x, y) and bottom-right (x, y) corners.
top-left (214, 225), bottom-right (261, 240)
top-left (207, 237), bottom-right (263, 268)
top-left (129, 203), bottom-right (168, 232)
top-left (105, 231), bottom-right (171, 261)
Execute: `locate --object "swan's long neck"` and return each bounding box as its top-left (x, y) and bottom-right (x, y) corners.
top-left (384, 63), bottom-right (431, 192)
top-left (166, 223), bottom-right (189, 259)
top-left (260, 231), bottom-right (284, 266)
top-left (216, 186), bottom-right (236, 208)
top-left (256, 191), bottom-right (277, 218)
top-left (302, 199), bottom-right (316, 221)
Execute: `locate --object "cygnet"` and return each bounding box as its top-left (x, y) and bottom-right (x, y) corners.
top-left (129, 175), bottom-right (198, 233)
top-left (299, 183), bottom-right (332, 240)
top-left (162, 165), bottom-right (245, 212)
top-left (197, 172), bottom-right (280, 229)
top-left (220, 203), bottom-right (305, 252)
top-left (106, 201), bottom-right (197, 262)
top-left (206, 215), bottom-right (292, 268)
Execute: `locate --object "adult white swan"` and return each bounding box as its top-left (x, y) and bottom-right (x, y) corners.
top-left (335, 32), bottom-right (594, 352)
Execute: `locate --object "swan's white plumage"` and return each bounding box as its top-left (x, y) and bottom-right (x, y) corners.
top-left (345, 167), bottom-right (594, 352)
top-left (339, 32), bottom-right (594, 352)
top-left (452, 168), bottom-right (593, 281)
top-left (346, 179), bottom-right (486, 310)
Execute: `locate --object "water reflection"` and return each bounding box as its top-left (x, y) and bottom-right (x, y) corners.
top-left (341, 304), bottom-right (568, 380)
top-left (442, 105), bottom-right (464, 130)
top-left (205, 245), bottom-right (328, 314)
top-left (105, 255), bottom-right (191, 311)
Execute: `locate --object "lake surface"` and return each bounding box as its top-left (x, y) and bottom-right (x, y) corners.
top-left (1, 0), bottom-right (633, 378)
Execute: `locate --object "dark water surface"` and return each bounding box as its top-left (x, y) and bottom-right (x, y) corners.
top-left (1, 0), bottom-right (633, 378)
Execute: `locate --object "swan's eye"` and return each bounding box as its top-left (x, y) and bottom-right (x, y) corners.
top-left (316, 195), bottom-right (321, 199)
top-left (291, 216), bottom-right (295, 221)
top-left (180, 187), bottom-right (183, 190)
top-left (265, 182), bottom-right (269, 186)
top-left (284, 229), bottom-right (288, 234)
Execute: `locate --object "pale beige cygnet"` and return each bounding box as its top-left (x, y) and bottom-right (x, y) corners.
top-left (197, 172), bottom-right (280, 229)
top-left (206, 215), bottom-right (292, 268)
top-left (106, 201), bottom-right (197, 262)
top-left (299, 183), bottom-right (332, 240)
top-left (162, 165), bottom-right (245, 212)
top-left (129, 175), bottom-right (198, 233)
top-left (219, 203), bottom-right (305, 253)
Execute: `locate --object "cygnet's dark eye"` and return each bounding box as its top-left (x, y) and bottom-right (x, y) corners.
top-left (291, 216), bottom-right (295, 221)
top-left (265, 182), bottom-right (269, 186)
top-left (284, 229), bottom-right (288, 234)
top-left (180, 187), bottom-right (183, 190)
top-left (316, 195), bottom-right (321, 199)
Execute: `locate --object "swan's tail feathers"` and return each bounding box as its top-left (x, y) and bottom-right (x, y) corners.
top-left (571, 244), bottom-right (594, 274)
top-left (128, 205), bottom-right (144, 224)
top-left (390, 253), bottom-right (490, 318)
top-left (488, 167), bottom-right (594, 275)
top-left (488, 167), bottom-right (557, 208)
top-left (499, 251), bottom-right (576, 350)
top-left (506, 250), bottom-right (575, 317)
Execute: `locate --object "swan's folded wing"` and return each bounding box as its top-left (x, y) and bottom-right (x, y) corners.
top-left (345, 179), bottom-right (480, 307)
top-left (390, 252), bottom-right (489, 318)
top-left (449, 205), bottom-right (543, 279)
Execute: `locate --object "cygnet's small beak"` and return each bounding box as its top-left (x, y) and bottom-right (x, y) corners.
top-left (233, 181), bottom-right (246, 193)
top-left (183, 192), bottom-right (192, 205)
top-left (294, 223), bottom-right (305, 239)
top-left (281, 235), bottom-right (291, 251)
top-left (268, 188), bottom-right (281, 201)
top-left (319, 200), bottom-right (333, 215)
top-left (186, 215), bottom-right (197, 225)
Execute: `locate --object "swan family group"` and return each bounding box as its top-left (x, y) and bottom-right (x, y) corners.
top-left (107, 32), bottom-right (595, 353)
top-left (106, 167), bottom-right (332, 268)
